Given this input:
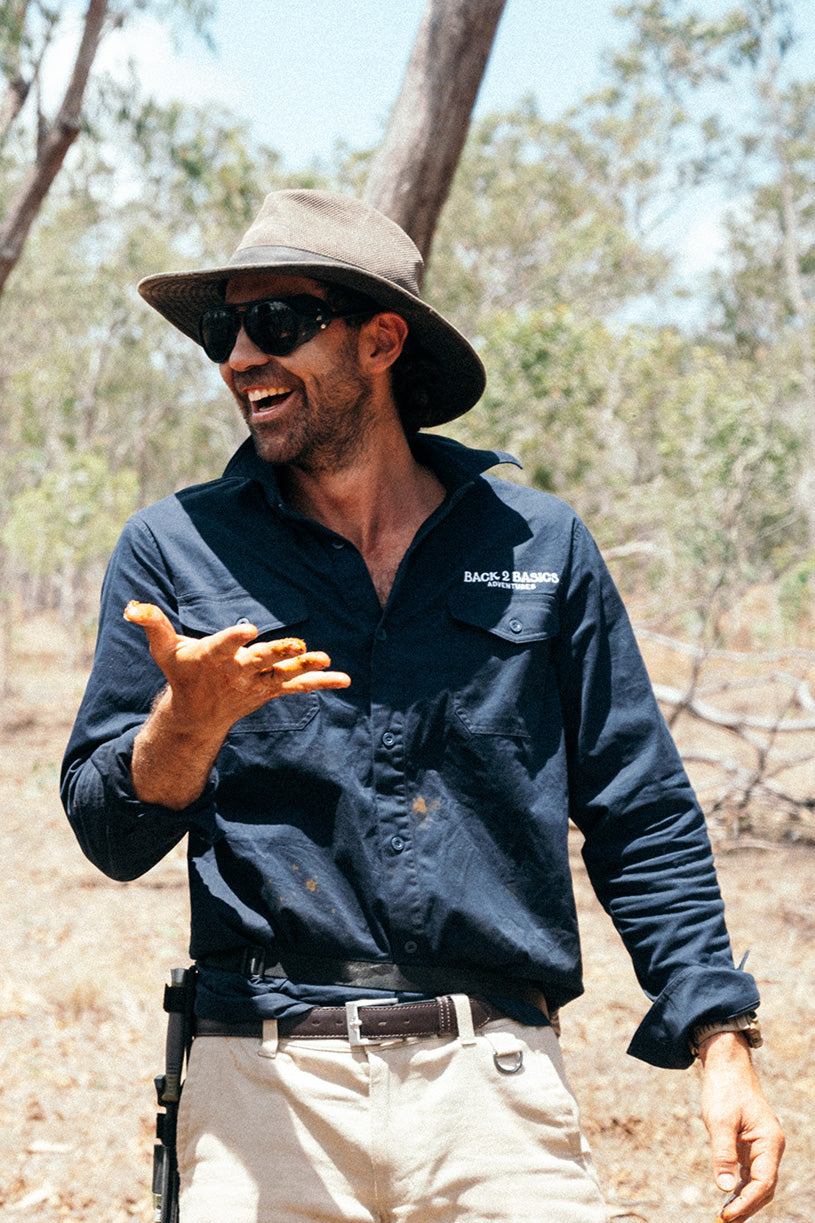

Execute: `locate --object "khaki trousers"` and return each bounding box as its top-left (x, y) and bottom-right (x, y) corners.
top-left (177, 1005), bottom-right (609, 1223)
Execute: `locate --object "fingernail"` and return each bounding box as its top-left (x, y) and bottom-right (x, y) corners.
top-left (717, 1173), bottom-right (737, 1191)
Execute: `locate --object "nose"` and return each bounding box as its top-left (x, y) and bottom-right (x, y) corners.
top-left (223, 321), bottom-right (268, 371)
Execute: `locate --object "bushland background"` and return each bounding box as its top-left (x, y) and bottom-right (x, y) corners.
top-left (1, 2), bottom-right (815, 1220)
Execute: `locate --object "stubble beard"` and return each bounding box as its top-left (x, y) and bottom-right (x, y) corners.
top-left (244, 344), bottom-right (378, 474)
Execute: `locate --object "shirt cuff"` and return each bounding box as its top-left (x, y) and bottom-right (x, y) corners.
top-left (86, 728), bottom-right (218, 877)
top-left (627, 964), bottom-right (761, 1069)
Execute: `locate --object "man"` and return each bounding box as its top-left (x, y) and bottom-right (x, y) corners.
top-left (62, 189), bottom-right (783, 1223)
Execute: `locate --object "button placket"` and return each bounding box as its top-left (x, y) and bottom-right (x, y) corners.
top-left (369, 624), bottom-right (425, 973)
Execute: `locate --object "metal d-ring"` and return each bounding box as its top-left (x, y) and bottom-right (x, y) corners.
top-left (492, 1049), bottom-right (524, 1074)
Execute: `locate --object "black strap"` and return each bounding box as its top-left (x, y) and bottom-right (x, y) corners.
top-left (199, 949), bottom-right (550, 1017)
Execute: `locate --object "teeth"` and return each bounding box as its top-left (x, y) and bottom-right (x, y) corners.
top-left (247, 387), bottom-right (289, 402)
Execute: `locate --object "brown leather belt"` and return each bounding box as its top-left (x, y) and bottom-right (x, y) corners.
top-left (196, 996), bottom-right (504, 1046)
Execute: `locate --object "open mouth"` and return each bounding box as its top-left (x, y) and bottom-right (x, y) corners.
top-left (247, 386), bottom-right (293, 412)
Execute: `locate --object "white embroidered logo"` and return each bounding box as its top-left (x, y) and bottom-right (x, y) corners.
top-left (463, 569), bottom-right (559, 591)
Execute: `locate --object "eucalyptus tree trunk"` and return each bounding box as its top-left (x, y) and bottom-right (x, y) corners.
top-left (363, 0), bottom-right (507, 271)
top-left (0, 0), bottom-right (109, 297)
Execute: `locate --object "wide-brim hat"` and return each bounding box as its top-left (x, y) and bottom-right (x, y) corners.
top-left (137, 189), bottom-right (485, 426)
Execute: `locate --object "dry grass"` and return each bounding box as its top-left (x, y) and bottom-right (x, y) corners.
top-left (1, 616), bottom-right (812, 1222)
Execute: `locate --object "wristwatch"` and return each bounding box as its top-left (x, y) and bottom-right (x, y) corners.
top-left (690, 1011), bottom-right (763, 1058)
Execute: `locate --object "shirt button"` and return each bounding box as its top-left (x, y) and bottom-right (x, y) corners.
top-left (382, 731), bottom-right (396, 748)
top-left (331, 540), bottom-right (345, 549)
top-left (376, 627), bottom-right (387, 642)
top-left (403, 940), bottom-right (418, 955)
top-left (236, 617), bottom-right (252, 625)
top-left (508, 618), bottom-right (523, 634)
top-left (390, 836), bottom-right (405, 853)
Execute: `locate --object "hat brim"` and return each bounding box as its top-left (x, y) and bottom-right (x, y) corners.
top-left (137, 246), bottom-right (485, 426)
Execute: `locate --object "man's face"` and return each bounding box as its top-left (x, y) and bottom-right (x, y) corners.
top-left (218, 271), bottom-right (377, 471)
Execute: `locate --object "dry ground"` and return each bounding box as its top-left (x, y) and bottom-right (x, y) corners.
top-left (1, 618), bottom-right (813, 1223)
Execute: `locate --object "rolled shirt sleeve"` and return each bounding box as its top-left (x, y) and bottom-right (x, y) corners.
top-left (556, 518), bottom-right (759, 1068)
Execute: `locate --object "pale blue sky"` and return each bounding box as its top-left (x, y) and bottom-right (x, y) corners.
top-left (117, 0), bottom-right (813, 172)
top-left (111, 1), bottom-right (629, 167)
top-left (96, 0), bottom-right (813, 305)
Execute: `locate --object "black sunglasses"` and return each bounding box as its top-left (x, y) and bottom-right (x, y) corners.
top-left (198, 293), bottom-right (371, 363)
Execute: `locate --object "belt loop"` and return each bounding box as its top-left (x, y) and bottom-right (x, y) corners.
top-left (449, 994), bottom-right (476, 1046)
top-left (258, 1018), bottom-right (279, 1059)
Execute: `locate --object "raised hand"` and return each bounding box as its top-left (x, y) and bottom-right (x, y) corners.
top-left (124, 600), bottom-right (350, 728)
top-left (124, 601), bottom-right (351, 809)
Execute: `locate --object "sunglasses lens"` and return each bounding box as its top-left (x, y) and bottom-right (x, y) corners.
top-left (243, 300), bottom-right (303, 356)
top-left (198, 298), bottom-right (330, 362)
top-left (199, 308), bottom-right (240, 363)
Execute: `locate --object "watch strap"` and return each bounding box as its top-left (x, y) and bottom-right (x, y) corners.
top-left (690, 1010), bottom-right (763, 1058)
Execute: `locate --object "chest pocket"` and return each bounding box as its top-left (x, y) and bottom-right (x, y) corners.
top-left (176, 590), bottom-right (318, 734)
top-left (447, 589), bottom-right (560, 738)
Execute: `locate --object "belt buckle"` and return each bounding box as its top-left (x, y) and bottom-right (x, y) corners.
top-left (344, 997), bottom-right (399, 1047)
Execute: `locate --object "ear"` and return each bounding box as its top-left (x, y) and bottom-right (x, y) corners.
top-left (358, 312), bottom-right (408, 374)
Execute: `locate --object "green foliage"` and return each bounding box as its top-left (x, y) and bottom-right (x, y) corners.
top-left (0, 0), bottom-right (813, 657)
top-left (2, 452), bottom-right (138, 578)
top-left (447, 308), bottom-right (804, 620)
top-left (0, 184), bottom-right (249, 509)
top-left (448, 305), bottom-right (608, 493)
top-left (425, 100), bottom-right (670, 330)
top-left (778, 556), bottom-right (815, 628)
top-left (707, 74), bottom-right (815, 353)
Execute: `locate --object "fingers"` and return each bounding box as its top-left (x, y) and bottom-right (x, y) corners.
top-left (711, 1126), bottom-right (741, 1196)
top-left (124, 599), bottom-right (175, 633)
top-left (717, 1143), bottom-right (784, 1221)
top-left (124, 600), bottom-right (186, 668)
top-left (125, 600), bottom-right (260, 671)
top-left (255, 651), bottom-right (351, 693)
top-left (241, 638), bottom-right (311, 670)
top-left (124, 602), bottom-right (351, 698)
top-left (267, 650), bottom-right (332, 675)
top-left (711, 1120), bottom-right (785, 1222)
top-left (281, 669), bottom-right (352, 692)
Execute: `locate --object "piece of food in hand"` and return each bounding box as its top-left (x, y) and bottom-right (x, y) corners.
top-left (124, 599), bottom-right (164, 623)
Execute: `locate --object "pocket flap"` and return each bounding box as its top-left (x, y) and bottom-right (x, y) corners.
top-left (448, 588), bottom-right (559, 644)
top-left (177, 591), bottom-right (310, 639)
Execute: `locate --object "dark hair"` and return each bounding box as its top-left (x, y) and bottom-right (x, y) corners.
top-left (322, 283), bottom-right (445, 434)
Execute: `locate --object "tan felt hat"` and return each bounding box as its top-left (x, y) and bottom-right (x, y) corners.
top-left (138, 189), bottom-right (485, 425)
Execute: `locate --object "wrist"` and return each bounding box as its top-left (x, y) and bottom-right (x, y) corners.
top-left (150, 686), bottom-right (234, 746)
top-left (131, 690), bottom-right (228, 808)
top-left (696, 1029), bottom-right (752, 1069)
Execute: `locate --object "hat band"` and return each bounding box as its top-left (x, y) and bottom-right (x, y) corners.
top-left (227, 245), bottom-right (421, 298)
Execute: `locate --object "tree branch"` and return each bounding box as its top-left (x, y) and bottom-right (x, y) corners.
top-left (653, 682), bottom-right (815, 733)
top-left (0, 0), bottom-right (109, 296)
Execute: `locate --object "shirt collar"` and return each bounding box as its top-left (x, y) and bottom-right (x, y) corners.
top-left (221, 433), bottom-right (520, 508)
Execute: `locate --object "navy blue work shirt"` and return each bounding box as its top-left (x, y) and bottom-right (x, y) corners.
top-left (61, 433), bottom-right (759, 1069)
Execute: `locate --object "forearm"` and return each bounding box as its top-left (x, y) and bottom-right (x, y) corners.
top-left (131, 686), bottom-right (232, 810)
